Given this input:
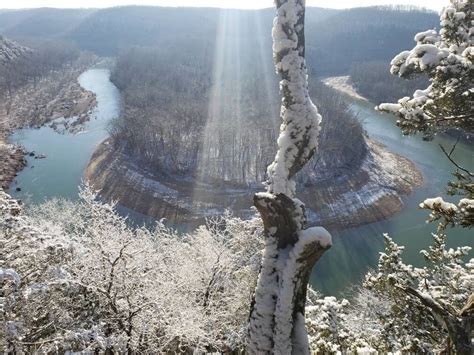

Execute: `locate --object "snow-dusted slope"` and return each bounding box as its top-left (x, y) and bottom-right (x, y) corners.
top-left (0, 36), bottom-right (29, 65)
top-left (85, 136), bottom-right (422, 230)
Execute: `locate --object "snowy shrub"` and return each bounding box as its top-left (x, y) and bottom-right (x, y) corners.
top-left (305, 233), bottom-right (473, 354)
top-left (1, 187), bottom-right (263, 353)
top-left (1, 186), bottom-right (473, 353)
top-left (365, 234), bottom-right (473, 353)
top-left (306, 295), bottom-right (353, 353)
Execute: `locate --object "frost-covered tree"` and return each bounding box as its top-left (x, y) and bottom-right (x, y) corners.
top-left (376, 0), bottom-right (474, 233)
top-left (1, 187), bottom-right (263, 353)
top-left (304, 234), bottom-right (474, 353)
top-left (370, 4), bottom-right (474, 349)
top-left (377, 0), bottom-right (473, 139)
top-left (248, 1), bottom-right (332, 353)
top-left (305, 288), bottom-right (391, 353)
top-left (365, 234), bottom-right (473, 353)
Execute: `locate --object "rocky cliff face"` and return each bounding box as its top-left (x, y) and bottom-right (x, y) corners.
top-left (0, 143), bottom-right (26, 190)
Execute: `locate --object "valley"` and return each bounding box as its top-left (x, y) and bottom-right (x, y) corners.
top-left (1, 2), bottom-right (473, 351)
top-left (8, 66), bottom-right (471, 295)
top-left (1, 5), bottom-right (472, 296)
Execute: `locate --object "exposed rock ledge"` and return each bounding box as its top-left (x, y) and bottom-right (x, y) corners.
top-left (84, 138), bottom-right (423, 231)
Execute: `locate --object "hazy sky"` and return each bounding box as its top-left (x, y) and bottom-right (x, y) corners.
top-left (0, 0), bottom-right (447, 12)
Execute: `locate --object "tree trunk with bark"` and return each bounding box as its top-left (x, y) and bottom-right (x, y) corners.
top-left (247, 1), bottom-right (332, 354)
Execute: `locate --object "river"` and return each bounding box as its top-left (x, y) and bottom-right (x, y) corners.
top-left (310, 100), bottom-right (473, 295)
top-left (9, 68), bottom-right (120, 203)
top-left (8, 68), bottom-right (473, 296)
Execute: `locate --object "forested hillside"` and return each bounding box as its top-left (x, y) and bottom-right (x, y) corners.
top-left (88, 38), bottom-right (420, 231)
top-left (0, 8), bottom-right (94, 39)
top-left (0, 6), bottom-right (438, 75)
top-left (0, 38), bottom-right (83, 121)
top-left (349, 60), bottom-right (429, 104)
top-left (109, 45), bottom-right (366, 186)
top-left (307, 6), bottom-right (438, 74)
top-left (0, 35), bottom-right (29, 65)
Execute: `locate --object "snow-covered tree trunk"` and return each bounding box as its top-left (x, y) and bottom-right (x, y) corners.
top-left (248, 1), bottom-right (332, 353)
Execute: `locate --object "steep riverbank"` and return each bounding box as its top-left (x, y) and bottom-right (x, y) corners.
top-left (0, 139), bottom-right (26, 190)
top-left (83, 73), bottom-right (423, 230)
top-left (85, 136), bottom-right (422, 230)
top-left (0, 57), bottom-right (98, 190)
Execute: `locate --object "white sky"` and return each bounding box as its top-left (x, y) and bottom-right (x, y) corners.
top-left (0, 0), bottom-right (447, 12)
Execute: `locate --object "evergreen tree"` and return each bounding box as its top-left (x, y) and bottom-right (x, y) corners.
top-left (377, 0), bottom-right (473, 139)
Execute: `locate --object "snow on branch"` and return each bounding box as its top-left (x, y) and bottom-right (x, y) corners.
top-left (266, 0), bottom-right (322, 196)
top-left (420, 196), bottom-right (474, 228)
top-left (377, 0), bottom-right (473, 139)
top-left (248, 1), bottom-right (331, 354)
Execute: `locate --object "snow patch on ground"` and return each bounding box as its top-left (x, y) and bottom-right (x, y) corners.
top-left (322, 76), bottom-right (368, 102)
